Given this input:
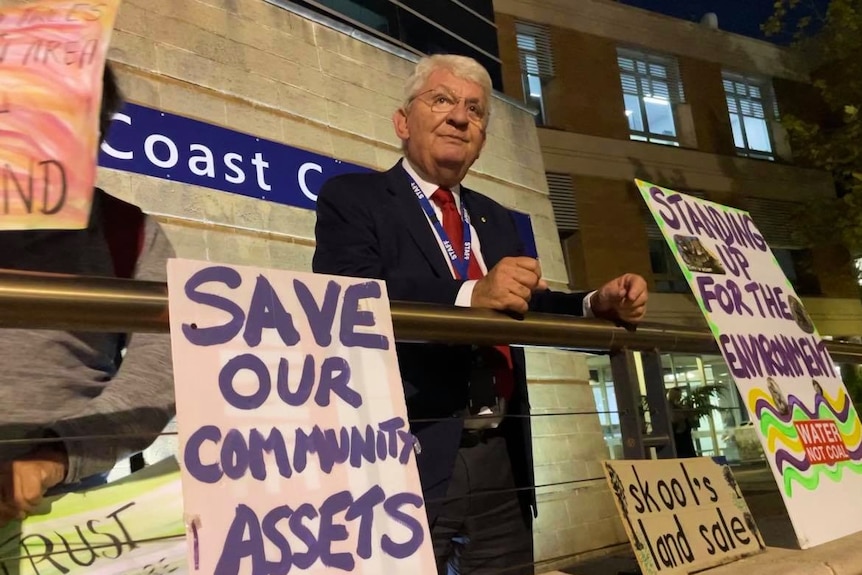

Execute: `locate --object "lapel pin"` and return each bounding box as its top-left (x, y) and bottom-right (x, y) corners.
top-left (481, 216), bottom-right (487, 223)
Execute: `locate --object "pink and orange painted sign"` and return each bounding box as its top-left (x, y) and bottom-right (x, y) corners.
top-left (0, 0), bottom-right (119, 230)
top-left (167, 259), bottom-right (436, 574)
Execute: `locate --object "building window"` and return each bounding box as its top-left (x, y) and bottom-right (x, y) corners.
top-left (644, 192), bottom-right (701, 293)
top-left (515, 21), bottom-right (554, 125)
top-left (660, 354), bottom-right (748, 460)
top-left (723, 72), bottom-right (778, 160)
top-left (546, 172), bottom-right (577, 236)
top-left (745, 197), bottom-right (799, 248)
top-left (546, 172), bottom-right (578, 282)
top-left (617, 48), bottom-right (685, 146)
top-left (745, 197), bottom-right (820, 295)
top-left (774, 248), bottom-right (822, 296)
top-left (588, 352), bottom-right (748, 461)
top-left (649, 239), bottom-right (690, 293)
top-left (589, 362), bottom-right (623, 459)
top-left (293, 0), bottom-right (504, 90)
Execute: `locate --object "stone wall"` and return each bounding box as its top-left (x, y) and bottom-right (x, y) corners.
top-left (100, 0), bottom-right (563, 282)
top-left (61, 0), bottom-right (613, 569)
top-left (525, 347), bottom-right (628, 570)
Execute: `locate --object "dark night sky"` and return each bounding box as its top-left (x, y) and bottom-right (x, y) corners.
top-left (617, 0), bottom-right (830, 42)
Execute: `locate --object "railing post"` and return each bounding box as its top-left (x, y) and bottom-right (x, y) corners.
top-left (610, 349), bottom-right (647, 459)
top-left (640, 350), bottom-right (677, 459)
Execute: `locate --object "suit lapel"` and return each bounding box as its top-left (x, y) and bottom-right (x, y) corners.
top-left (386, 163), bottom-right (452, 278)
top-left (462, 188), bottom-right (514, 269)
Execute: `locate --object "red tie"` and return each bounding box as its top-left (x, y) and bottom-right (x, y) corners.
top-left (431, 188), bottom-right (514, 401)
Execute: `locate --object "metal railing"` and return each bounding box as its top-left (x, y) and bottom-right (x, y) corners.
top-left (2, 269), bottom-right (861, 571)
top-left (3, 270), bottom-right (862, 361)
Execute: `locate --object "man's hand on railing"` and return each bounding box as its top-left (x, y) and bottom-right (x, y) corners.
top-left (471, 257), bottom-right (549, 314)
top-left (590, 273), bottom-right (649, 325)
top-left (0, 445), bottom-right (68, 526)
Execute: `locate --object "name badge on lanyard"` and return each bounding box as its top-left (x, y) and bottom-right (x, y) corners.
top-left (408, 178), bottom-right (472, 280)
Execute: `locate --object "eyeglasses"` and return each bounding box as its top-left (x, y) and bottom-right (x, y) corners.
top-left (409, 88), bottom-right (487, 124)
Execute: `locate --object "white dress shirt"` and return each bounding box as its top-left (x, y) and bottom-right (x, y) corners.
top-left (401, 158), bottom-right (596, 314)
top-left (401, 159), bottom-right (596, 429)
top-left (401, 159), bottom-right (483, 306)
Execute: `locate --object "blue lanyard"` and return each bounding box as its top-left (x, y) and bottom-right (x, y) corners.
top-left (408, 178), bottom-right (472, 279)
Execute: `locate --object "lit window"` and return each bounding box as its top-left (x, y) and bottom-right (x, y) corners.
top-left (617, 48), bottom-right (685, 146)
top-left (516, 21), bottom-right (554, 125)
top-left (723, 72), bottom-right (779, 160)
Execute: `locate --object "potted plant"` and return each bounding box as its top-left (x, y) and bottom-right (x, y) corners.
top-left (681, 383), bottom-right (725, 426)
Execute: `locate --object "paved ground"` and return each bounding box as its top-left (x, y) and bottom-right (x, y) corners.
top-left (560, 462), bottom-right (797, 575)
top-left (731, 464), bottom-right (796, 549)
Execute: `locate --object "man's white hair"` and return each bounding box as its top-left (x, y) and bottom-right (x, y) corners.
top-left (401, 54), bottom-right (493, 121)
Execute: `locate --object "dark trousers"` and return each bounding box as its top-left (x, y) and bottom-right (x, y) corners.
top-left (674, 427), bottom-right (698, 458)
top-left (431, 435), bottom-right (534, 575)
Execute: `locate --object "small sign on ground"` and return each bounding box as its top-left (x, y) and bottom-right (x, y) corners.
top-left (603, 457), bottom-right (765, 575)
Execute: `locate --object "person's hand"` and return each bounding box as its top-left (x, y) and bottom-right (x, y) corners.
top-left (591, 273), bottom-right (648, 324)
top-left (471, 257), bottom-right (549, 314)
top-left (0, 447), bottom-right (68, 526)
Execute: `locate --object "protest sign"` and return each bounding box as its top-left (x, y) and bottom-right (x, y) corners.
top-left (603, 458), bottom-right (764, 575)
top-left (0, 0), bottom-right (119, 230)
top-left (0, 457), bottom-right (186, 575)
top-left (638, 180), bottom-right (862, 548)
top-left (167, 259), bottom-right (436, 574)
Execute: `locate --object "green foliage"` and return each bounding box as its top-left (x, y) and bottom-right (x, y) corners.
top-left (841, 363), bottom-right (862, 408)
top-left (765, 0), bottom-right (862, 255)
top-left (681, 384), bottom-right (726, 420)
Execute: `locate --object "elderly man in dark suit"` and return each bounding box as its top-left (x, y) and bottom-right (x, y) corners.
top-left (313, 54), bottom-right (647, 574)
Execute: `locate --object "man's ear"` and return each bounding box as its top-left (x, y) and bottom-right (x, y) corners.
top-left (393, 108), bottom-right (410, 142)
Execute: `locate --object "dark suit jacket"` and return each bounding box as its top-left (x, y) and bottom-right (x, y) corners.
top-left (312, 161), bottom-right (588, 523)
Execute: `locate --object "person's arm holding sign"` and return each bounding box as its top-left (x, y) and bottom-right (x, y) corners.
top-left (0, 46), bottom-right (175, 524)
top-left (0, 446), bottom-right (68, 522)
top-left (0, 221), bottom-right (174, 523)
top-left (49, 218), bottom-right (175, 484)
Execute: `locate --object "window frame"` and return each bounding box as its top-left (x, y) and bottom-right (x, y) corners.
top-left (515, 21), bottom-right (554, 125)
top-left (722, 72), bottom-right (779, 160)
top-left (617, 47), bottom-right (685, 146)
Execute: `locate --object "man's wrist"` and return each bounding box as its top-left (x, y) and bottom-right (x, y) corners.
top-left (588, 290), bottom-right (617, 321)
top-left (583, 290), bottom-right (598, 317)
top-left (456, 280), bottom-right (478, 307)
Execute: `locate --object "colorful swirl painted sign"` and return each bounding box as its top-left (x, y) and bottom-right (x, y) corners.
top-left (750, 387), bottom-right (862, 496)
top-left (639, 179), bottom-right (862, 549)
top-left (0, 0), bottom-right (119, 230)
